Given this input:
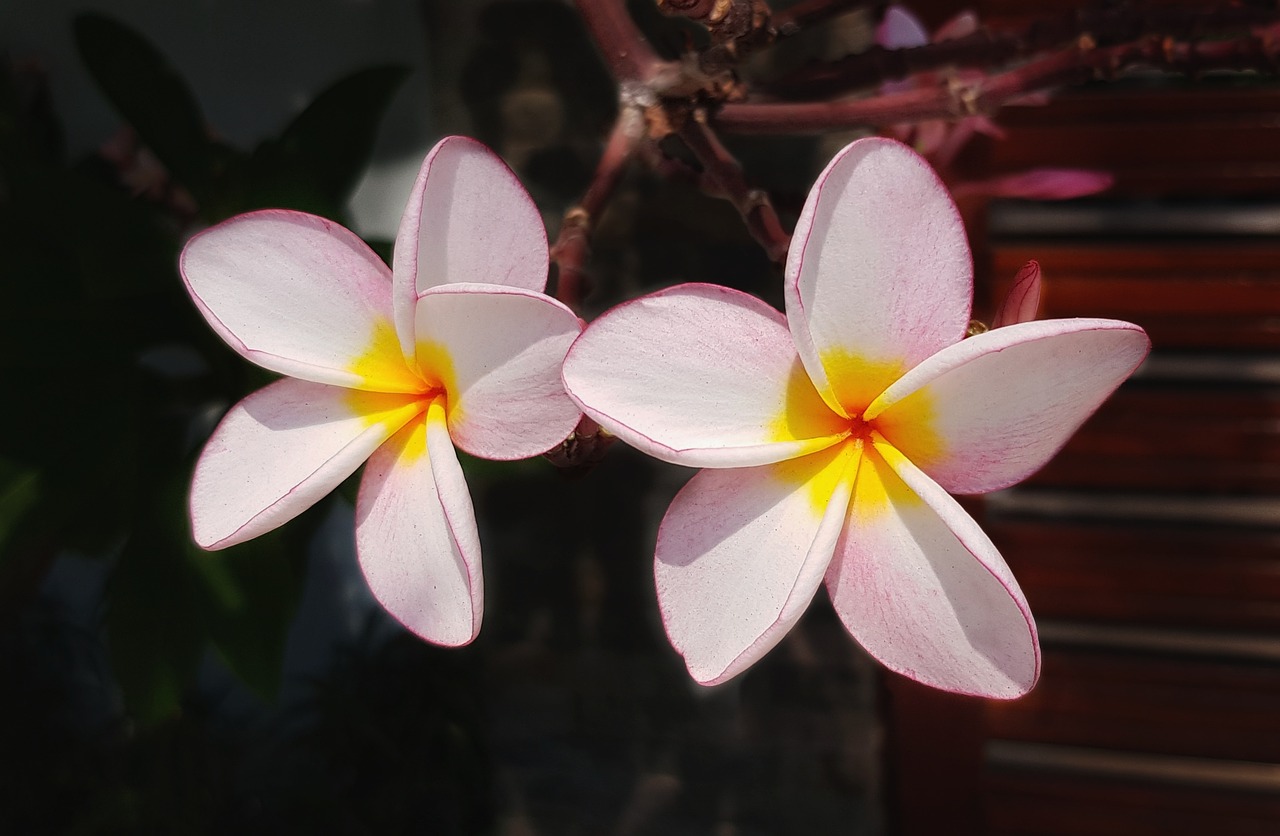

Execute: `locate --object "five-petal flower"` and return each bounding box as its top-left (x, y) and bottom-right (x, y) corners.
top-left (561, 137), bottom-right (1150, 698)
top-left (181, 136), bottom-right (583, 646)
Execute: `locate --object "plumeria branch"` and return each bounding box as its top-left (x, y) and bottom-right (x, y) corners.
top-left (767, 4), bottom-right (1280, 98)
top-left (550, 118), bottom-right (637, 313)
top-left (716, 21), bottom-right (1280, 134)
top-left (677, 110), bottom-right (790, 262)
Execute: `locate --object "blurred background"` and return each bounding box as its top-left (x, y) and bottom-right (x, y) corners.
top-left (2, 1), bottom-right (1278, 833)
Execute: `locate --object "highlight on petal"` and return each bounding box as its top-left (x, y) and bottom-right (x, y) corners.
top-left (415, 283), bottom-right (583, 461)
top-left (181, 210), bottom-right (421, 392)
top-left (190, 378), bottom-right (424, 550)
top-left (868, 318), bottom-right (1151, 494)
top-left (826, 440), bottom-right (1039, 698)
top-left (562, 283), bottom-right (850, 469)
top-left (785, 138), bottom-right (972, 415)
top-left (877, 5), bottom-right (929, 49)
top-left (656, 441), bottom-right (858, 685)
top-left (991, 260), bottom-right (1042, 329)
top-left (355, 399), bottom-right (483, 646)
top-left (392, 136), bottom-right (548, 357)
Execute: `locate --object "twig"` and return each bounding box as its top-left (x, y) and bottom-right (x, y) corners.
top-left (550, 119), bottom-right (637, 313)
top-left (572, 0), bottom-right (667, 84)
top-left (766, 4), bottom-right (1280, 98)
top-left (716, 23), bottom-right (1280, 134)
top-left (678, 111), bottom-right (790, 263)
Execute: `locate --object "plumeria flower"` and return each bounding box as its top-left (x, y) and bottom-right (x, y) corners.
top-left (562, 138), bottom-right (1149, 698)
top-left (181, 137), bottom-right (582, 646)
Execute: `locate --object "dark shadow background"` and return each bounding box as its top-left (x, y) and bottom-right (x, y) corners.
top-left (0, 2), bottom-right (887, 833)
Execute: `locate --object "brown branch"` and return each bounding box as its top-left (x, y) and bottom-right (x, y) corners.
top-left (550, 119), bottom-right (637, 313)
top-left (716, 23), bottom-right (1280, 134)
top-left (572, 0), bottom-right (666, 83)
top-left (678, 111), bottom-right (790, 263)
top-left (767, 4), bottom-right (1280, 99)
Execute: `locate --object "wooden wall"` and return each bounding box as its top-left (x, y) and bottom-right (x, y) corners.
top-left (885, 40), bottom-right (1280, 836)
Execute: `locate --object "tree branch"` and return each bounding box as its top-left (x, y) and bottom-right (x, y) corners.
top-left (550, 118), bottom-right (637, 313)
top-left (766, 4), bottom-right (1280, 99)
top-left (678, 111), bottom-right (791, 263)
top-left (716, 23), bottom-right (1280, 134)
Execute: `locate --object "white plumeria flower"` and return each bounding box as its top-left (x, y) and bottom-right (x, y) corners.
top-left (562, 138), bottom-right (1149, 698)
top-left (181, 137), bottom-right (582, 646)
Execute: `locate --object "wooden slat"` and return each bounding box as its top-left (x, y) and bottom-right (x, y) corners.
top-left (992, 519), bottom-right (1280, 632)
top-left (983, 87), bottom-right (1280, 196)
top-left (985, 763), bottom-right (1280, 836)
top-left (988, 243), bottom-right (1280, 349)
top-left (985, 649), bottom-right (1280, 762)
top-left (1014, 384), bottom-right (1280, 493)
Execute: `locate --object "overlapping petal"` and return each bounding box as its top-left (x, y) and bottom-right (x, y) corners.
top-left (562, 284), bottom-right (849, 468)
top-left (784, 137), bottom-right (972, 415)
top-left (190, 378), bottom-right (424, 550)
top-left (825, 440), bottom-right (1039, 698)
top-left (867, 318), bottom-right (1150, 494)
top-left (656, 442), bottom-right (858, 685)
top-left (181, 210), bottom-right (421, 392)
top-left (414, 283), bottom-right (582, 460)
top-left (355, 399), bottom-right (483, 646)
top-left (392, 137), bottom-right (549, 360)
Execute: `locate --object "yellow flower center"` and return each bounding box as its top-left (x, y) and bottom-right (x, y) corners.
top-left (342, 319), bottom-right (464, 460)
top-left (773, 350), bottom-right (947, 516)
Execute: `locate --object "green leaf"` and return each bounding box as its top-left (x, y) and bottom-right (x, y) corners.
top-left (73, 12), bottom-right (216, 204)
top-left (247, 65), bottom-right (410, 214)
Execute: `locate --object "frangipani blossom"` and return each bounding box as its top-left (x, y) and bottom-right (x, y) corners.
top-left (562, 138), bottom-right (1149, 698)
top-left (181, 136), bottom-right (582, 646)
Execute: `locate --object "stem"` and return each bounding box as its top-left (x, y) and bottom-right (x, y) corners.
top-left (678, 112), bottom-right (791, 263)
top-left (717, 24), bottom-right (1280, 133)
top-left (550, 118), bottom-right (637, 313)
top-left (767, 4), bottom-right (1280, 98)
top-left (572, 0), bottom-right (665, 83)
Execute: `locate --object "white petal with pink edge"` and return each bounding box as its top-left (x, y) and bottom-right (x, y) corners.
top-left (392, 137), bottom-right (548, 359)
top-left (867, 318), bottom-right (1150, 495)
top-left (825, 440), bottom-right (1039, 698)
top-left (181, 210), bottom-right (421, 393)
top-left (190, 378), bottom-right (424, 550)
top-left (784, 138), bottom-right (972, 415)
top-left (414, 283), bottom-right (582, 461)
top-left (355, 399), bottom-right (483, 646)
top-left (655, 442), bottom-right (857, 685)
top-left (562, 283), bottom-right (850, 469)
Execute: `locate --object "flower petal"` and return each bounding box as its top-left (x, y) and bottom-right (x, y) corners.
top-left (952, 168), bottom-right (1114, 201)
top-left (867, 318), bottom-right (1150, 494)
top-left (190, 378), bottom-right (423, 550)
top-left (562, 283), bottom-right (849, 469)
top-left (991, 260), bottom-right (1042, 329)
top-left (181, 210), bottom-right (421, 392)
top-left (785, 137), bottom-right (973, 415)
top-left (414, 283), bottom-right (582, 460)
top-left (877, 6), bottom-right (929, 49)
top-left (355, 399), bottom-right (483, 646)
top-left (392, 136), bottom-right (549, 360)
top-left (826, 440), bottom-right (1039, 698)
top-left (656, 442), bottom-right (858, 685)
